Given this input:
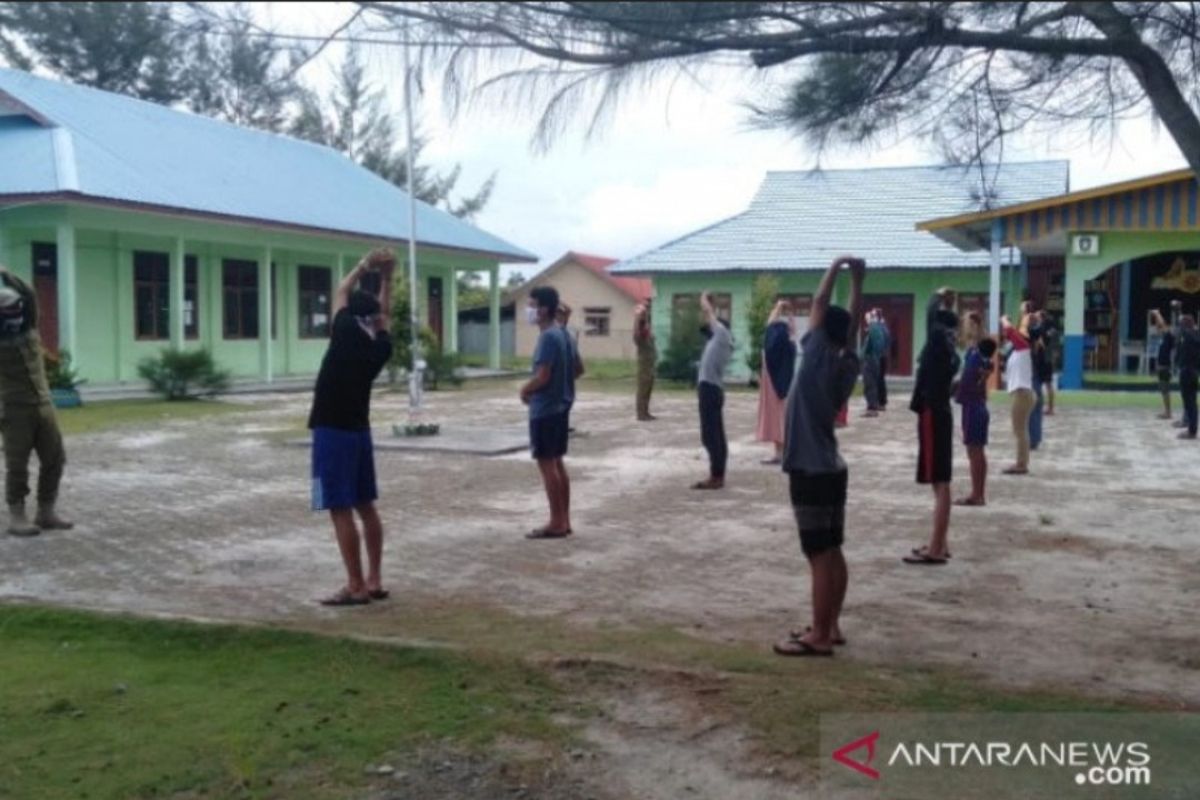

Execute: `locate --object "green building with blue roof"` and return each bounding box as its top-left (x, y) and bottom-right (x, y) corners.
top-left (0, 68), bottom-right (535, 385)
top-left (610, 161), bottom-right (1069, 381)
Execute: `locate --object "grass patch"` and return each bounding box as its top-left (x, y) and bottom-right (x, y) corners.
top-left (56, 399), bottom-right (248, 436)
top-left (0, 606), bottom-right (568, 800)
top-left (301, 602), bottom-right (1170, 765)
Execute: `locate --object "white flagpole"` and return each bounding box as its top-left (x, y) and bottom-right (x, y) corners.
top-left (403, 17), bottom-right (423, 415)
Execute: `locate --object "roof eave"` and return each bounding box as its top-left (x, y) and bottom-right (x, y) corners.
top-left (0, 191), bottom-right (538, 263)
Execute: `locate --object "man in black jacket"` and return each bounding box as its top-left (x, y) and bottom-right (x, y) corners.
top-left (1177, 314), bottom-right (1200, 440)
top-left (904, 288), bottom-right (961, 565)
top-left (308, 248), bottom-right (395, 606)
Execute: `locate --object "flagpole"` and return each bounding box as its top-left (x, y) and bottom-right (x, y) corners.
top-left (403, 16), bottom-right (422, 415)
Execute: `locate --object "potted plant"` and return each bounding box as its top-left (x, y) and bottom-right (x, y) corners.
top-left (44, 349), bottom-right (85, 408)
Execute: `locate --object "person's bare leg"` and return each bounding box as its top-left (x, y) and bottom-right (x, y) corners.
top-left (1045, 382), bottom-right (1056, 415)
top-left (556, 458), bottom-right (572, 532)
top-left (357, 502), bottom-right (384, 594)
top-left (957, 446), bottom-right (987, 504)
top-left (1161, 384), bottom-right (1172, 418)
top-left (329, 509), bottom-right (367, 598)
top-left (927, 483), bottom-right (951, 558)
top-left (535, 459), bottom-right (564, 531)
top-left (797, 550), bottom-right (837, 651)
top-left (976, 446), bottom-right (988, 503)
top-left (829, 547), bottom-right (848, 643)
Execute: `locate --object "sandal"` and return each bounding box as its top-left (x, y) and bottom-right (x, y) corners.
top-left (911, 546), bottom-right (951, 559)
top-left (1002, 466), bottom-right (1028, 475)
top-left (368, 589), bottom-right (390, 601)
top-left (526, 527), bottom-right (572, 540)
top-left (790, 627), bottom-right (846, 646)
top-left (691, 479), bottom-right (724, 490)
top-left (773, 638), bottom-right (834, 657)
top-left (319, 589), bottom-right (370, 607)
top-left (902, 552), bottom-right (949, 565)
top-left (953, 497), bottom-right (985, 507)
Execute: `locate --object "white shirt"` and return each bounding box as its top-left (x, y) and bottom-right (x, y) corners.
top-left (1006, 348), bottom-right (1033, 393)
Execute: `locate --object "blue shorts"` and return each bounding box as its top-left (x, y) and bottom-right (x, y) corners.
top-left (530, 411), bottom-right (569, 460)
top-left (961, 402), bottom-right (990, 447)
top-left (311, 427), bottom-right (378, 511)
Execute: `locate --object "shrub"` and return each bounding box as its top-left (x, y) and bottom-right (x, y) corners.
top-left (421, 338), bottom-right (464, 390)
top-left (745, 274), bottom-right (779, 378)
top-left (43, 349), bottom-right (85, 391)
top-left (657, 300), bottom-right (702, 384)
top-left (137, 349), bottom-right (230, 401)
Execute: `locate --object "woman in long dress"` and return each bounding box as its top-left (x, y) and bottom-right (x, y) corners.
top-left (756, 300), bottom-right (797, 464)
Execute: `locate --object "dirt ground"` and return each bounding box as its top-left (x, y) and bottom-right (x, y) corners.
top-left (2, 381), bottom-right (1198, 796)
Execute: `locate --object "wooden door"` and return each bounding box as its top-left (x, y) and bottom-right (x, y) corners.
top-left (31, 242), bottom-right (58, 353)
top-left (861, 294), bottom-right (914, 375)
top-left (427, 276), bottom-right (443, 345)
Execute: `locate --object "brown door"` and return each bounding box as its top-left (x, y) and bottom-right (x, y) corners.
top-left (31, 242), bottom-right (58, 354)
top-left (861, 294), bottom-right (914, 375)
top-left (427, 276), bottom-right (443, 345)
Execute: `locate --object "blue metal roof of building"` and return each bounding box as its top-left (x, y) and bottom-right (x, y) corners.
top-left (611, 161), bottom-right (1069, 274)
top-left (0, 68), bottom-right (535, 262)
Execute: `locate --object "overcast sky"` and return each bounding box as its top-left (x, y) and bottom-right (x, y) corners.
top-left (263, 2), bottom-right (1190, 281)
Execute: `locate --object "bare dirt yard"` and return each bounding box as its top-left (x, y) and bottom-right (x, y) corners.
top-left (3, 380), bottom-right (1197, 798)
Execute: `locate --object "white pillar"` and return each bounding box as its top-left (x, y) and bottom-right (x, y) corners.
top-left (55, 222), bottom-right (77, 357)
top-left (989, 220), bottom-right (1002, 335)
top-left (169, 236), bottom-right (185, 350)
top-left (488, 265), bottom-right (501, 369)
top-left (446, 267), bottom-right (459, 354)
top-left (259, 246), bottom-right (273, 383)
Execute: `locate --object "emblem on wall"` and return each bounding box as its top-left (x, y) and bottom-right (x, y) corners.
top-left (1151, 257), bottom-right (1200, 294)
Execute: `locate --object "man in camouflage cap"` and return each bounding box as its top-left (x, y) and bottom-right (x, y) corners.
top-left (0, 267), bottom-right (71, 537)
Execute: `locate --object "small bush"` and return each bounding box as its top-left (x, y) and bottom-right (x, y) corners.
top-left (43, 349), bottom-right (85, 391)
top-left (658, 301), bottom-right (702, 384)
top-left (423, 339), bottom-right (464, 390)
top-left (137, 349), bottom-right (230, 401)
top-left (745, 274), bottom-right (779, 377)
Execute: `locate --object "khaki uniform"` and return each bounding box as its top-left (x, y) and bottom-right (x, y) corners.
top-left (634, 321), bottom-right (657, 419)
top-left (0, 273), bottom-right (66, 507)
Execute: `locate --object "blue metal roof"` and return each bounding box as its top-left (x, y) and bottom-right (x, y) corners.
top-left (611, 161), bottom-right (1069, 274)
top-left (0, 68), bottom-right (535, 262)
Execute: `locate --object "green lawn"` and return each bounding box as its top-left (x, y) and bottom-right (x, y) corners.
top-left (0, 606), bottom-right (566, 800)
top-left (1, 604), bottom-right (1177, 800)
top-left (55, 399), bottom-right (248, 436)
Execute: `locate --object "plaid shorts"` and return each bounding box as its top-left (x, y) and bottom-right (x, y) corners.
top-left (788, 469), bottom-right (848, 556)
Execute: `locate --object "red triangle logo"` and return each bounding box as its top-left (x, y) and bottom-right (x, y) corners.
top-left (832, 730), bottom-right (881, 780)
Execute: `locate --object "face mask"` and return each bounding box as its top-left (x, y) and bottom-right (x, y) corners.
top-left (0, 303), bottom-right (24, 337)
top-left (526, 307), bottom-right (540, 325)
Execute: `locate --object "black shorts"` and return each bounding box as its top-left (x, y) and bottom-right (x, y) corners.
top-left (1158, 368), bottom-right (1173, 387)
top-left (916, 405), bottom-right (953, 485)
top-left (530, 411), bottom-right (569, 460)
top-left (788, 469), bottom-right (848, 556)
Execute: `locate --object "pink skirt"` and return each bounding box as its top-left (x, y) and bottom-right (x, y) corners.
top-left (756, 360), bottom-right (787, 445)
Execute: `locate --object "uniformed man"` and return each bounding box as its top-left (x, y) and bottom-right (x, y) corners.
top-left (633, 300), bottom-right (657, 421)
top-left (0, 267), bottom-right (72, 537)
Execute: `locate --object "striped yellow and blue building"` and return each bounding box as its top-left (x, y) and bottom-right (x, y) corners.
top-left (921, 169), bottom-right (1200, 389)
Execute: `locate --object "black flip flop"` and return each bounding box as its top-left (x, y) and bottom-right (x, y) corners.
top-left (773, 638), bottom-right (834, 657)
top-left (911, 546), bottom-right (952, 559)
top-left (319, 590), bottom-right (370, 607)
top-left (902, 553), bottom-right (949, 565)
top-left (526, 527), bottom-right (572, 540)
top-left (368, 589), bottom-right (390, 601)
top-left (790, 627), bottom-right (847, 646)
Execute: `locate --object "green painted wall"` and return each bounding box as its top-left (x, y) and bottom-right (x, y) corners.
top-left (1064, 230), bottom-right (1200, 335)
top-left (0, 203), bottom-right (500, 385)
top-left (650, 269), bottom-right (994, 379)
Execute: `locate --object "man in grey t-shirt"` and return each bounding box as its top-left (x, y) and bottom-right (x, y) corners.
top-left (775, 255), bottom-right (865, 658)
top-left (692, 291), bottom-right (733, 489)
